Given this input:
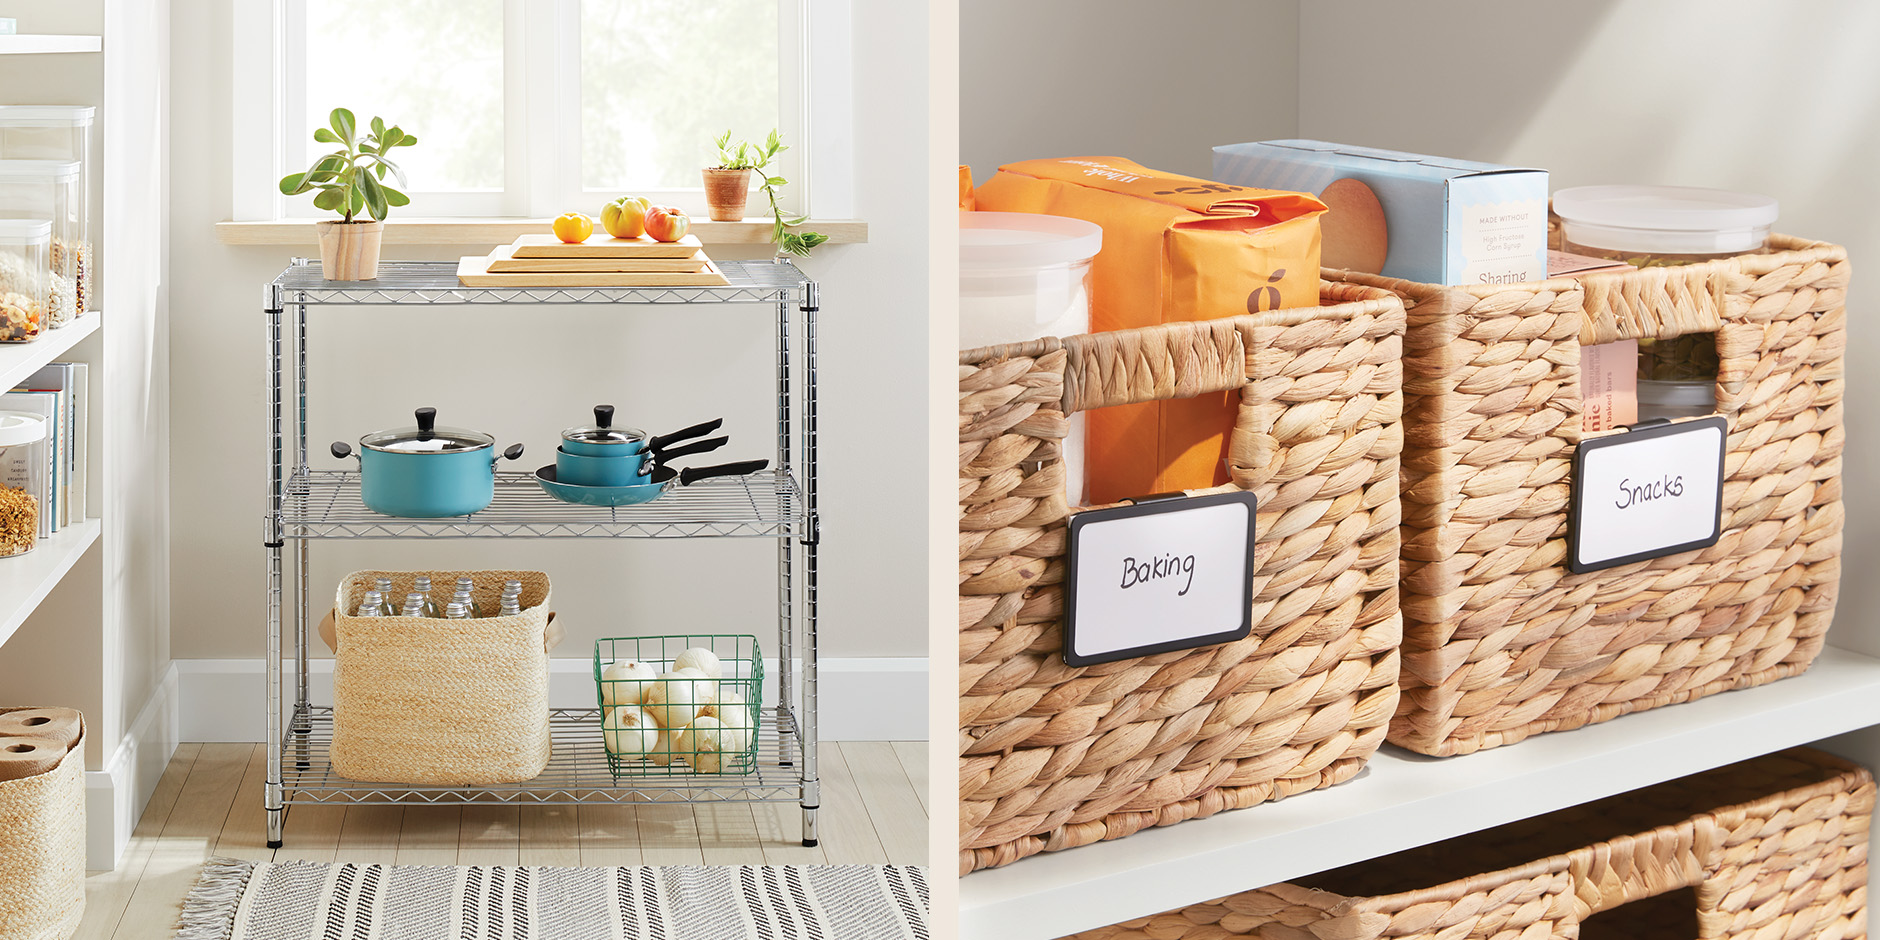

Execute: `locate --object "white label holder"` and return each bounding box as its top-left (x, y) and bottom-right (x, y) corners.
top-left (1568, 415), bottom-right (1728, 573)
top-left (1063, 490), bottom-right (1259, 666)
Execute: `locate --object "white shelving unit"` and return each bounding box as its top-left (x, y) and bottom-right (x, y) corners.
top-left (0, 517), bottom-right (101, 649)
top-left (962, 646), bottom-right (1880, 939)
top-left (0, 310), bottom-right (100, 391)
top-left (0, 35), bottom-right (103, 55)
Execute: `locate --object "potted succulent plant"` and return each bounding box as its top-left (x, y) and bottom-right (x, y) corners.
top-left (278, 108), bottom-right (416, 280)
top-left (708, 129), bottom-right (827, 257)
top-left (703, 129), bottom-right (768, 221)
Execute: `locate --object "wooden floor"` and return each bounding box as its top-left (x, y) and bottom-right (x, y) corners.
top-left (77, 740), bottom-right (928, 940)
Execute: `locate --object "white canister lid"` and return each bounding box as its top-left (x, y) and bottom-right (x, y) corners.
top-left (0, 411), bottom-right (48, 447)
top-left (961, 212), bottom-right (1103, 271)
top-left (0, 219), bottom-right (51, 246)
top-left (1553, 185), bottom-right (1777, 254)
top-left (0, 105), bottom-right (95, 128)
top-left (0, 159), bottom-right (79, 183)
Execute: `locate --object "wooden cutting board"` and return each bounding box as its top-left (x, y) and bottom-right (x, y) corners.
top-left (485, 242), bottom-right (709, 273)
top-left (511, 232), bottom-right (703, 258)
top-left (456, 254), bottom-right (730, 287)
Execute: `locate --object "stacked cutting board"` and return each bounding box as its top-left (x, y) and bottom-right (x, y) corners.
top-left (458, 233), bottom-right (730, 287)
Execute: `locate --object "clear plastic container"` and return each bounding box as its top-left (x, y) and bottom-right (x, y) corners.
top-left (0, 108), bottom-right (91, 319)
top-left (1554, 185), bottom-right (1776, 384)
top-left (961, 211), bottom-right (1103, 505)
top-left (0, 219), bottom-right (49, 343)
top-left (1638, 378), bottom-right (1716, 423)
top-left (0, 410), bottom-right (47, 557)
top-left (0, 160), bottom-right (83, 326)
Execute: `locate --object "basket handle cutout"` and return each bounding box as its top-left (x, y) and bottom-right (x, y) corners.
top-left (1563, 821), bottom-right (1715, 926)
top-left (1060, 317), bottom-right (1247, 415)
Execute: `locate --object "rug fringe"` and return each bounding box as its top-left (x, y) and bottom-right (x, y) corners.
top-left (175, 856), bottom-right (259, 940)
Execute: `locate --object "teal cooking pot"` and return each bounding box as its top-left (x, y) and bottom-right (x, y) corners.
top-left (331, 407), bottom-right (524, 517)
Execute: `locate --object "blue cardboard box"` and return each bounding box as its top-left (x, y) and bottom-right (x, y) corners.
top-left (1213, 140), bottom-right (1547, 286)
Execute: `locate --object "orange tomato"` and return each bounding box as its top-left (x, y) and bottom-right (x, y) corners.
top-left (552, 212), bottom-right (594, 244)
top-left (644, 206), bottom-right (691, 243)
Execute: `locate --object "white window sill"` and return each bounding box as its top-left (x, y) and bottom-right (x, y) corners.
top-left (214, 217), bottom-right (868, 247)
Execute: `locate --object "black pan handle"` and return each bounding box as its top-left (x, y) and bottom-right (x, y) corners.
top-left (593, 404), bottom-right (615, 429)
top-left (331, 442), bottom-right (353, 459)
top-left (679, 459), bottom-right (768, 485)
top-left (502, 443), bottom-right (525, 461)
top-left (650, 418), bottom-right (725, 453)
top-left (653, 436), bottom-right (729, 464)
top-left (415, 406), bottom-right (437, 441)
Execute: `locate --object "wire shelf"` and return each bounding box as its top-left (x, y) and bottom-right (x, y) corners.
top-left (277, 468), bottom-right (803, 539)
top-left (280, 706), bottom-right (805, 805)
top-left (270, 259), bottom-right (808, 306)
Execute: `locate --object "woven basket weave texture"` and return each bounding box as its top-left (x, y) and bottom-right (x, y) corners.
top-left (332, 569), bottom-right (552, 785)
top-left (959, 283), bottom-right (1407, 874)
top-left (1325, 235), bottom-right (1847, 757)
top-left (0, 708), bottom-right (83, 940)
top-left (1068, 747), bottom-right (1872, 940)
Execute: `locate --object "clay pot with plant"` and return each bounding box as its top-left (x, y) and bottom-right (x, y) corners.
top-left (709, 128), bottom-right (828, 257)
top-left (278, 108), bottom-right (417, 280)
top-left (703, 129), bottom-right (769, 221)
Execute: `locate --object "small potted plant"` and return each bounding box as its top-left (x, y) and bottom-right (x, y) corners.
top-left (703, 129), bottom-right (768, 221)
top-left (279, 108), bottom-right (416, 280)
top-left (708, 129), bottom-right (828, 258)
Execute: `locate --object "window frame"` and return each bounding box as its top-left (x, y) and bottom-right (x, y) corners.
top-left (232, 0), bottom-right (853, 222)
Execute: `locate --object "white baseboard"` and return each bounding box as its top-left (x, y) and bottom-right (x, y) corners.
top-left (176, 656), bottom-right (928, 742)
top-left (86, 662), bottom-right (180, 870)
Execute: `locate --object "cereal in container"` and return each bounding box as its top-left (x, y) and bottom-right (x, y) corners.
top-left (0, 219), bottom-right (50, 343)
top-left (0, 411), bottom-right (47, 557)
top-left (0, 160), bottom-right (83, 327)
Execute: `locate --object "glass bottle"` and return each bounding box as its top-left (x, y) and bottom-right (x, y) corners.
top-left (412, 576), bottom-right (442, 618)
top-left (498, 579), bottom-right (523, 617)
top-left (453, 576), bottom-right (483, 617)
top-left (375, 578), bottom-right (397, 616)
top-left (400, 592), bottom-right (426, 618)
top-left (443, 600), bottom-right (473, 620)
top-left (355, 590), bottom-right (385, 618)
top-left (450, 586), bottom-right (477, 619)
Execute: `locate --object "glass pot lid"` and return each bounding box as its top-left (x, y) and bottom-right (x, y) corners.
top-left (360, 407), bottom-right (494, 454)
top-left (561, 404), bottom-right (646, 446)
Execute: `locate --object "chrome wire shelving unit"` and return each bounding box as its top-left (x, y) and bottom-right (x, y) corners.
top-left (262, 258), bottom-right (822, 845)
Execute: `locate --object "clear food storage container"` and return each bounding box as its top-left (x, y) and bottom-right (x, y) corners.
top-left (960, 211), bottom-right (1102, 505)
top-left (0, 160), bottom-right (83, 326)
top-left (1553, 184), bottom-right (1777, 384)
top-left (1638, 378), bottom-right (1717, 423)
top-left (0, 108), bottom-right (91, 318)
top-left (0, 411), bottom-right (46, 557)
top-left (0, 219), bottom-right (49, 343)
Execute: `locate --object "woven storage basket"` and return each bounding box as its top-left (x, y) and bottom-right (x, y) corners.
top-left (331, 569), bottom-right (552, 785)
top-left (0, 708), bottom-right (83, 940)
top-left (960, 282), bottom-right (1407, 874)
top-left (1069, 746), bottom-right (1872, 940)
top-left (1323, 235), bottom-right (1847, 757)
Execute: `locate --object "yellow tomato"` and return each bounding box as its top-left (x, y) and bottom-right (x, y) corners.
top-left (552, 212), bottom-right (594, 244)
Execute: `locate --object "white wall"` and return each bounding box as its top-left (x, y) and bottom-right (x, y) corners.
top-left (166, 3), bottom-right (927, 709)
top-left (959, 0), bottom-right (1298, 184)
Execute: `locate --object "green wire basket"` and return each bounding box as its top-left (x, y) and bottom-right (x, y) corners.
top-left (592, 634), bottom-right (763, 777)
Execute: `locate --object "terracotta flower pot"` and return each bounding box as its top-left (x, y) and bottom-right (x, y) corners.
top-left (316, 220), bottom-right (385, 280)
top-left (702, 168), bottom-right (753, 222)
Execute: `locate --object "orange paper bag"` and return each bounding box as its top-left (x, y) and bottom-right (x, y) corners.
top-left (959, 165), bottom-right (975, 210)
top-left (975, 157), bottom-right (1326, 503)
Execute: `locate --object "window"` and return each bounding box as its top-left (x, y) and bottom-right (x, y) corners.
top-left (234, 0), bottom-right (849, 221)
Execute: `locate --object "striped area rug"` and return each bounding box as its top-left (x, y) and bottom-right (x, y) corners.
top-left (177, 857), bottom-right (929, 940)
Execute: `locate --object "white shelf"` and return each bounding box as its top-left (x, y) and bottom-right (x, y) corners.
top-left (0, 34), bottom-right (102, 54)
top-left (0, 517), bottom-right (101, 649)
top-left (0, 34), bottom-right (101, 54)
top-left (0, 311), bottom-right (99, 392)
top-left (961, 645), bottom-right (1880, 940)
